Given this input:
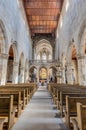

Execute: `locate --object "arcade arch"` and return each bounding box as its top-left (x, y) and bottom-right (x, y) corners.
top-left (34, 39), bottom-right (53, 60)
top-left (48, 66), bottom-right (57, 83)
top-left (29, 66), bottom-right (37, 82)
top-left (66, 43), bottom-right (78, 84)
top-left (6, 45), bottom-right (15, 83)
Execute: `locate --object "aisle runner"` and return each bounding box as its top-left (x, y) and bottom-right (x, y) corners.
top-left (12, 86), bottom-right (67, 130)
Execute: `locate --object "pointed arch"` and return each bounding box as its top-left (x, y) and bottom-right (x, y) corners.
top-left (0, 19), bottom-right (8, 53)
top-left (77, 18), bottom-right (86, 54)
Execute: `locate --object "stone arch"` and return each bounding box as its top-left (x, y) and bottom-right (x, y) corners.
top-left (66, 42), bottom-right (78, 63)
top-left (8, 43), bottom-right (18, 62)
top-left (48, 66), bottom-right (57, 83)
top-left (7, 43), bottom-right (18, 84)
top-left (48, 65), bottom-right (57, 70)
top-left (24, 59), bottom-right (29, 83)
top-left (34, 39), bottom-right (53, 60)
top-left (39, 65), bottom-right (47, 70)
top-left (29, 66), bottom-right (37, 82)
top-left (77, 18), bottom-right (86, 54)
top-left (36, 39), bottom-right (51, 47)
top-left (0, 20), bottom-right (8, 54)
top-left (6, 44), bottom-right (15, 83)
top-left (29, 65), bottom-right (37, 70)
top-left (39, 66), bottom-right (48, 84)
top-left (66, 42), bottom-right (78, 84)
top-left (18, 52), bottom-right (25, 83)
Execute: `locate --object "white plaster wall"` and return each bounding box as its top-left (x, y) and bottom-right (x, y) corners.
top-left (55, 0), bottom-right (86, 61)
top-left (0, 0), bottom-right (32, 63)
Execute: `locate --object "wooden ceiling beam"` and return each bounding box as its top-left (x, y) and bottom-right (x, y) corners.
top-left (23, 0), bottom-right (64, 35)
top-left (28, 15), bottom-right (59, 21)
top-left (26, 8), bottom-right (60, 15)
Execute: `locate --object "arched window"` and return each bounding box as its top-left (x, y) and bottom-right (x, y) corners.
top-left (37, 54), bottom-right (40, 60)
top-left (42, 52), bottom-right (46, 60)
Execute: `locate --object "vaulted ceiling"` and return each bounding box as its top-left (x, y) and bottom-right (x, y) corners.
top-left (23, 0), bottom-right (64, 36)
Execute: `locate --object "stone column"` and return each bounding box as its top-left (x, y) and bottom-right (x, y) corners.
top-left (66, 63), bottom-right (73, 84)
top-left (19, 67), bottom-right (24, 83)
top-left (37, 66), bottom-right (39, 83)
top-left (61, 67), bottom-right (66, 84)
top-left (56, 66), bottom-right (62, 84)
top-left (13, 62), bottom-right (19, 84)
top-left (77, 54), bottom-right (86, 86)
top-left (0, 53), bottom-right (8, 85)
top-left (47, 68), bottom-right (50, 83)
top-left (24, 68), bottom-right (29, 83)
top-left (32, 44), bottom-right (34, 60)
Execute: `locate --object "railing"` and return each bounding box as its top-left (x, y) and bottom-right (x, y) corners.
top-left (29, 59), bottom-right (62, 66)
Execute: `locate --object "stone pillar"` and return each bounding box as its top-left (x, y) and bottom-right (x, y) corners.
top-left (13, 62), bottom-right (19, 84)
top-left (77, 54), bottom-right (86, 86)
top-left (61, 67), bottom-right (66, 84)
top-left (47, 68), bottom-right (50, 83)
top-left (37, 67), bottom-right (39, 83)
top-left (56, 66), bottom-right (62, 84)
top-left (34, 47), bottom-right (36, 60)
top-left (32, 44), bottom-right (34, 60)
top-left (24, 68), bottom-right (29, 83)
top-left (0, 53), bottom-right (8, 85)
top-left (19, 67), bottom-right (24, 83)
top-left (66, 63), bottom-right (73, 84)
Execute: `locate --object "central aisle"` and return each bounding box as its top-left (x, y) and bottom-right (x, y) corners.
top-left (12, 86), bottom-right (67, 130)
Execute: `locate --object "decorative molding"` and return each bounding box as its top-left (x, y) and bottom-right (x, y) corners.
top-left (0, 53), bottom-right (8, 59)
top-left (77, 54), bottom-right (86, 59)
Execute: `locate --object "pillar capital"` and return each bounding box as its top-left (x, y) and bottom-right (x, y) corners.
top-left (19, 66), bottom-right (24, 70)
top-left (0, 53), bottom-right (8, 59)
top-left (13, 61), bottom-right (19, 66)
top-left (66, 62), bottom-right (73, 68)
top-left (77, 53), bottom-right (86, 60)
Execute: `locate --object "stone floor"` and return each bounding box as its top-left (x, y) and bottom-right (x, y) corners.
top-left (12, 86), bottom-right (67, 130)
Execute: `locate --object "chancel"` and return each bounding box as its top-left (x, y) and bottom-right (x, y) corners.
top-left (0, 0), bottom-right (86, 130)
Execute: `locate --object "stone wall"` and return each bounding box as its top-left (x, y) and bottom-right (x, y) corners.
top-left (55, 0), bottom-right (86, 60)
top-left (0, 0), bottom-right (32, 84)
top-left (55, 0), bottom-right (86, 85)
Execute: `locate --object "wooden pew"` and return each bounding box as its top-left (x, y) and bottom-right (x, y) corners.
top-left (0, 87), bottom-right (26, 109)
top-left (0, 83), bottom-right (37, 109)
top-left (0, 118), bottom-right (6, 130)
top-left (0, 91), bottom-right (21, 117)
top-left (0, 96), bottom-right (15, 130)
top-left (65, 96), bottom-right (86, 130)
top-left (48, 83), bottom-right (86, 130)
top-left (0, 83), bottom-right (38, 108)
top-left (59, 92), bottom-right (86, 117)
top-left (76, 103), bottom-right (86, 130)
top-left (48, 83), bottom-right (86, 97)
top-left (5, 83), bottom-right (37, 100)
top-left (52, 85), bottom-right (86, 109)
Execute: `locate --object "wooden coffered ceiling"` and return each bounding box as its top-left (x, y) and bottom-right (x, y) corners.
top-left (23, 0), bottom-right (64, 36)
